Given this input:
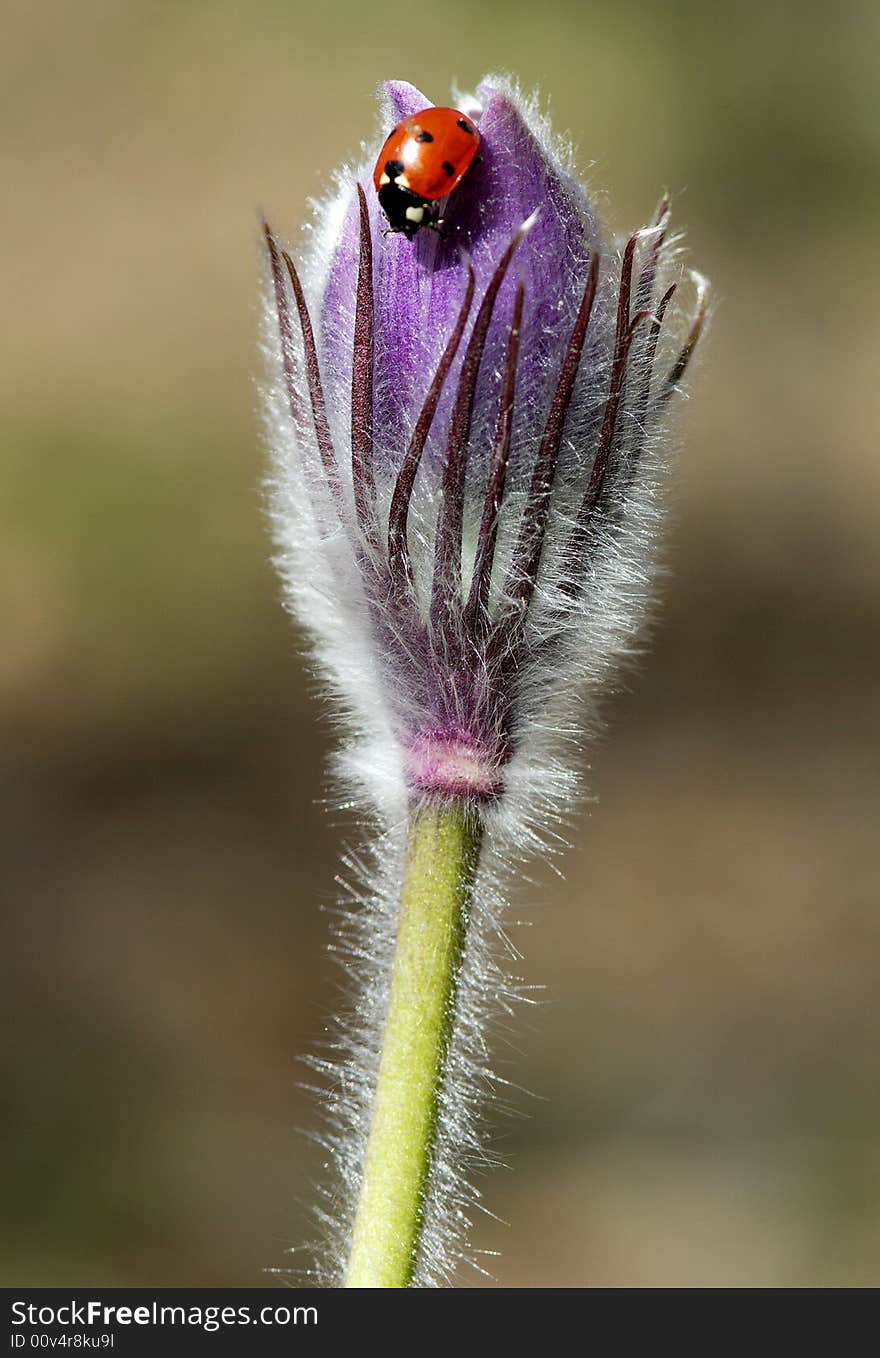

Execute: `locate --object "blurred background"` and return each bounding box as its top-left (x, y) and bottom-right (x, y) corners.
top-left (2, 0), bottom-right (878, 1288)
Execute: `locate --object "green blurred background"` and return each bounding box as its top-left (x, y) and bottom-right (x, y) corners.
top-left (2, 0), bottom-right (878, 1287)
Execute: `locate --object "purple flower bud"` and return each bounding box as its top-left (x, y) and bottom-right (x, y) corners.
top-left (262, 74), bottom-right (707, 820)
top-left (261, 73), bottom-right (709, 1288)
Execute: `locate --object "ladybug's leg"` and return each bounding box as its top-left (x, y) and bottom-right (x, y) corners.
top-left (422, 200), bottom-right (448, 239)
top-left (418, 199), bottom-right (447, 238)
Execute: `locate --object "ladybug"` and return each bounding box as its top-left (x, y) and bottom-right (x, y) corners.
top-left (373, 106), bottom-right (480, 240)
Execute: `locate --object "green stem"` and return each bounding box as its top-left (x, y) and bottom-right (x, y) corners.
top-left (344, 799), bottom-right (483, 1288)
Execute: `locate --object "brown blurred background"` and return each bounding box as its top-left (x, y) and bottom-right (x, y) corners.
top-left (2, 0), bottom-right (878, 1287)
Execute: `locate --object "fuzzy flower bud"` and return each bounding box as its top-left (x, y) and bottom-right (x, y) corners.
top-left (261, 74), bottom-right (707, 1286)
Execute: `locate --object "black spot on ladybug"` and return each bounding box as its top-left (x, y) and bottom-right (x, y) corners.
top-left (384, 159), bottom-right (405, 179)
top-left (457, 118), bottom-right (475, 134)
top-left (442, 160), bottom-right (455, 177)
top-left (415, 128), bottom-right (434, 143)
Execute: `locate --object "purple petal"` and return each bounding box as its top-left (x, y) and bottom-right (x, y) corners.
top-left (380, 79), bottom-right (429, 128)
top-left (322, 81), bottom-right (448, 459)
top-left (422, 84), bottom-right (607, 476)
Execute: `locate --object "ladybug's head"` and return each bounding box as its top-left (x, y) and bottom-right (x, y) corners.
top-left (376, 164), bottom-right (443, 240)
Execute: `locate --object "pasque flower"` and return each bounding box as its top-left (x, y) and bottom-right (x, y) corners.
top-left (261, 75), bottom-right (707, 1287)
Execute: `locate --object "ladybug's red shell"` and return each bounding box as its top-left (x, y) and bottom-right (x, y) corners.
top-left (373, 106), bottom-right (480, 202)
top-left (373, 107), bottom-right (480, 239)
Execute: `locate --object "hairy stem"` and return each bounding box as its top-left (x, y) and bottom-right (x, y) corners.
top-left (344, 800), bottom-right (483, 1287)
